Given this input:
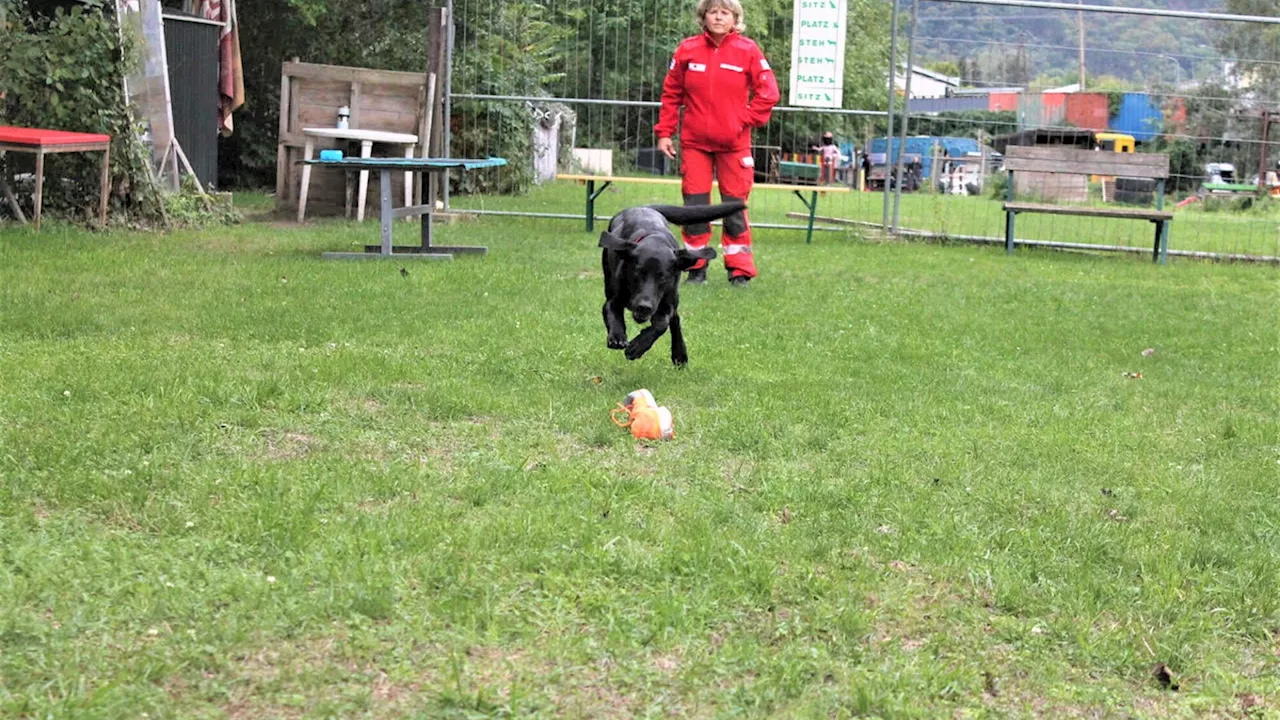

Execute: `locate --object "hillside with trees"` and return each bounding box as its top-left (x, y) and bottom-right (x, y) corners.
top-left (914, 0), bottom-right (1232, 90)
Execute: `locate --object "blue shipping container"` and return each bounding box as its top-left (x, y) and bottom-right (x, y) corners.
top-left (1110, 93), bottom-right (1164, 142)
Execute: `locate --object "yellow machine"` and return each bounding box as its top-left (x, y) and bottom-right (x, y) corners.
top-left (1092, 132), bottom-right (1137, 184)
top-left (1094, 132), bottom-right (1135, 153)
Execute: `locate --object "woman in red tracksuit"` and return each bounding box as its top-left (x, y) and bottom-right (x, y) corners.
top-left (655, 0), bottom-right (780, 285)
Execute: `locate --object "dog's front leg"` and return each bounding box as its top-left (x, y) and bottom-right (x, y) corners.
top-left (624, 315), bottom-right (670, 361)
top-left (668, 312), bottom-right (688, 367)
top-left (603, 299), bottom-right (628, 349)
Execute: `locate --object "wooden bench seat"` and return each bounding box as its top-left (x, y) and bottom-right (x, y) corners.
top-left (1003, 202), bottom-right (1173, 221)
top-left (557, 172), bottom-right (850, 244)
top-left (1002, 146), bottom-right (1173, 263)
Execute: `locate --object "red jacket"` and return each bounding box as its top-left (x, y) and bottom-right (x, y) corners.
top-left (655, 31), bottom-right (780, 153)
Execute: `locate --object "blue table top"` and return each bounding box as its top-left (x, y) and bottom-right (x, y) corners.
top-left (303, 156), bottom-right (508, 171)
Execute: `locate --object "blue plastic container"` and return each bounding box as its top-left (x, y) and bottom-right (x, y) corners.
top-left (319, 149), bottom-right (344, 161)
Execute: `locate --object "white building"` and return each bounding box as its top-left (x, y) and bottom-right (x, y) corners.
top-left (894, 65), bottom-right (961, 99)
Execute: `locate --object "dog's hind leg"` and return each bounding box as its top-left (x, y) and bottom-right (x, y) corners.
top-left (668, 312), bottom-right (688, 367)
top-left (603, 300), bottom-right (628, 349)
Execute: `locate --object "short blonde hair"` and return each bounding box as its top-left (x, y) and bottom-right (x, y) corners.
top-left (696, 0), bottom-right (746, 33)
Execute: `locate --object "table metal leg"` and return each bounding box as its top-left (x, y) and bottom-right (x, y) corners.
top-left (403, 146), bottom-right (414, 221)
top-left (421, 170), bottom-right (435, 250)
top-left (296, 137), bottom-right (315, 222)
top-left (585, 180), bottom-right (612, 232)
top-left (357, 140), bottom-right (373, 222)
top-left (792, 190), bottom-right (819, 244)
top-left (379, 170), bottom-right (393, 256)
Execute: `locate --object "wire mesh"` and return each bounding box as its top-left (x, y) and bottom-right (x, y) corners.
top-left (444, 0), bottom-right (1280, 262)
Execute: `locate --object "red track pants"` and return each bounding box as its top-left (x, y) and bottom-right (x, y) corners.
top-left (680, 147), bottom-right (757, 278)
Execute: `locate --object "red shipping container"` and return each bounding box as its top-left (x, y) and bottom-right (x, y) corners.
top-left (989, 92), bottom-right (1019, 112)
top-left (1065, 93), bottom-right (1109, 131)
top-left (1042, 93), bottom-right (1067, 126)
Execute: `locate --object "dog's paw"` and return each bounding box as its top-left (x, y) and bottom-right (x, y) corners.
top-left (671, 353), bottom-right (688, 367)
top-left (607, 337), bottom-right (627, 350)
top-left (624, 345), bottom-right (646, 361)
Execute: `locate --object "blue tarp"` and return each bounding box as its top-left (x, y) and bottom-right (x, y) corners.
top-left (867, 136), bottom-right (987, 180)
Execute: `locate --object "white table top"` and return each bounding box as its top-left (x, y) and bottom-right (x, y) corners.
top-left (303, 127), bottom-right (419, 144)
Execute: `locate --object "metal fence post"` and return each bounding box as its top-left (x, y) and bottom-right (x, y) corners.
top-left (891, 0), bottom-right (919, 235)
top-left (881, 0), bottom-right (901, 232)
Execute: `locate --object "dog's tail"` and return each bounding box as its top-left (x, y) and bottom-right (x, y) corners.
top-left (648, 201), bottom-right (746, 227)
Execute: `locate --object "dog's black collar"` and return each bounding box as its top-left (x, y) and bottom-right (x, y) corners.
top-left (630, 230), bottom-right (659, 244)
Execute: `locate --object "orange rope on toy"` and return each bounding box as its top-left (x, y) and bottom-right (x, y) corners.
top-left (610, 403), bottom-right (634, 428)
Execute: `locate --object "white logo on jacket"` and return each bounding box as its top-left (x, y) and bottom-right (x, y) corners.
top-left (720, 63), bottom-right (744, 72)
top-left (688, 62), bottom-right (706, 72)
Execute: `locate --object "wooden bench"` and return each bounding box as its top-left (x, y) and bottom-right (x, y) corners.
top-left (0, 126), bottom-right (111, 231)
top-left (1003, 146), bottom-right (1173, 263)
top-left (557, 173), bottom-right (851, 244)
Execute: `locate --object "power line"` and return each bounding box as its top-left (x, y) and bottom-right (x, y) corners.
top-left (915, 35), bottom-right (1280, 68)
top-left (918, 13), bottom-right (1066, 20)
top-left (924, 0), bottom-right (1280, 24)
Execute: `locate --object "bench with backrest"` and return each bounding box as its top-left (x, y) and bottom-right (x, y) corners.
top-left (1003, 145), bottom-right (1172, 263)
top-left (557, 173), bottom-right (851, 244)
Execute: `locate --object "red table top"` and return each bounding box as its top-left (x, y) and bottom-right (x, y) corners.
top-left (0, 126), bottom-right (111, 147)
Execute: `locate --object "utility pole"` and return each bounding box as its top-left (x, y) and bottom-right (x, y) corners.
top-left (1077, 0), bottom-right (1086, 90)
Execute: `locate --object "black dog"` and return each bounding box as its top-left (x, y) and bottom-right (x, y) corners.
top-left (599, 201), bottom-right (746, 366)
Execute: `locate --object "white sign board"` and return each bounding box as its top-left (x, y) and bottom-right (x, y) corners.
top-left (788, 0), bottom-right (847, 108)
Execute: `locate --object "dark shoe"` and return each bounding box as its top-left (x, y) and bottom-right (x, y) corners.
top-left (686, 268), bottom-right (707, 284)
top-left (729, 274), bottom-right (751, 286)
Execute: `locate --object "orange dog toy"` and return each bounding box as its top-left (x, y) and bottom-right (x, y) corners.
top-left (610, 389), bottom-right (674, 440)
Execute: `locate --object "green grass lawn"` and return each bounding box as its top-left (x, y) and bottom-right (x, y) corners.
top-left (452, 178), bottom-right (1280, 260)
top-left (1, 196), bottom-right (1278, 718)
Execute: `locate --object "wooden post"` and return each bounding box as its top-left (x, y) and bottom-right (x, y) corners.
top-left (275, 67), bottom-right (290, 202)
top-left (426, 7), bottom-right (448, 209)
top-left (98, 144), bottom-right (111, 227)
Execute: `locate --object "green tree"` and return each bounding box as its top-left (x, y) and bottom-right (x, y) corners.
top-left (1214, 0), bottom-right (1280, 102)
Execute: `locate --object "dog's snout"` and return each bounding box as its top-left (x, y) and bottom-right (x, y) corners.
top-left (633, 300), bottom-right (654, 316)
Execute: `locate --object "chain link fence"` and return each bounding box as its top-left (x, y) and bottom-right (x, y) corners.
top-left (444, 0), bottom-right (1280, 262)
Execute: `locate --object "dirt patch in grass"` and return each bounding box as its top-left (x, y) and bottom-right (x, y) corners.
top-left (166, 635), bottom-right (708, 719)
top-left (258, 430), bottom-right (319, 461)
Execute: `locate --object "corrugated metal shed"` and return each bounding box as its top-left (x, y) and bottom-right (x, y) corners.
top-left (908, 96), bottom-right (989, 114)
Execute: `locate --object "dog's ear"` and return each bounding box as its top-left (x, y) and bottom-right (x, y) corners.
top-left (676, 246), bottom-right (716, 271)
top-left (598, 230), bottom-right (632, 254)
